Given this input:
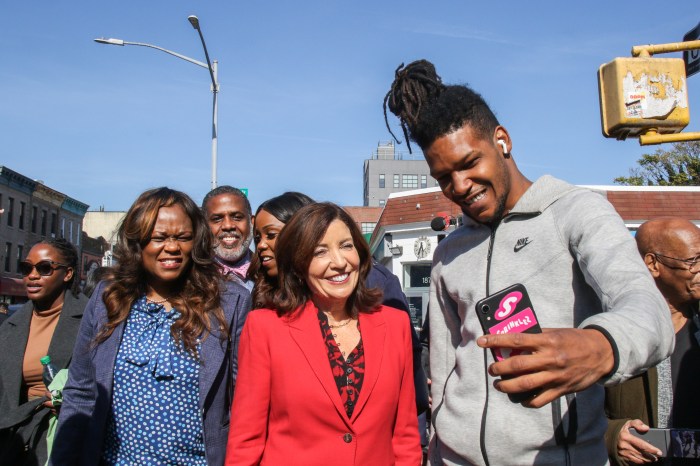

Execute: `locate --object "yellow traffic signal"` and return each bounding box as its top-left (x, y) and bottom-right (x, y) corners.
top-left (598, 38), bottom-right (700, 145)
top-left (598, 57), bottom-right (689, 140)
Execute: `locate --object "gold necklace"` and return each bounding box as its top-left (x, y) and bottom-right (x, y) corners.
top-left (328, 318), bottom-right (352, 329)
top-left (146, 295), bottom-right (169, 304)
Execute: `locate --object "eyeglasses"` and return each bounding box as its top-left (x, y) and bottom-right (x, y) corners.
top-left (652, 252), bottom-right (700, 273)
top-left (19, 260), bottom-right (69, 277)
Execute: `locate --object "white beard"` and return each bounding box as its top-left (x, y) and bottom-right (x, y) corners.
top-left (214, 233), bottom-right (252, 263)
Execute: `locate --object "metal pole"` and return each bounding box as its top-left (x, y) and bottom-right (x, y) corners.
top-left (632, 39), bottom-right (700, 57)
top-left (96, 16), bottom-right (221, 190)
top-left (211, 60), bottom-right (218, 190)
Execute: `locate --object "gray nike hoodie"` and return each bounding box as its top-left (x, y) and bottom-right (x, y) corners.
top-left (429, 175), bottom-right (674, 466)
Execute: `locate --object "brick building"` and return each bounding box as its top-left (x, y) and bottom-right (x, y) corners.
top-left (0, 166), bottom-right (89, 304)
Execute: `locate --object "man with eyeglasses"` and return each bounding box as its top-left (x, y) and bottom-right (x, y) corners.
top-left (606, 217), bottom-right (700, 465)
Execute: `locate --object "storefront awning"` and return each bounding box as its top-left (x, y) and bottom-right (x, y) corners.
top-left (0, 276), bottom-right (26, 297)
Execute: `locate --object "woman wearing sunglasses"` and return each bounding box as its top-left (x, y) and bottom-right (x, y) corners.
top-left (50, 187), bottom-right (251, 466)
top-left (0, 238), bottom-right (88, 466)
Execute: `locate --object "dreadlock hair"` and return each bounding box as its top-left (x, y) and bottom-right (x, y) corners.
top-left (249, 192), bottom-right (314, 309)
top-left (96, 187), bottom-right (227, 355)
top-left (33, 237), bottom-right (81, 298)
top-left (383, 59), bottom-right (500, 153)
top-left (202, 185), bottom-right (252, 218)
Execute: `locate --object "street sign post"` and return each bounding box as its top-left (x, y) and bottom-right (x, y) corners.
top-left (684, 21), bottom-right (700, 78)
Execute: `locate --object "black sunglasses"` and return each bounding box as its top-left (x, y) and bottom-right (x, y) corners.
top-left (19, 260), bottom-right (69, 277)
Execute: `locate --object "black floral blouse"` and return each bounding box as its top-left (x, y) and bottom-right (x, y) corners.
top-left (317, 310), bottom-right (365, 418)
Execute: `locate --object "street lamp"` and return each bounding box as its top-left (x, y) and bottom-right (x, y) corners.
top-left (95, 15), bottom-right (220, 189)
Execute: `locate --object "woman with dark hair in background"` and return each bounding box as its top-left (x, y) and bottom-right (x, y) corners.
top-left (82, 266), bottom-right (111, 298)
top-left (51, 187), bottom-right (251, 466)
top-left (0, 238), bottom-right (88, 466)
top-left (227, 202), bottom-right (420, 465)
top-left (248, 191), bottom-right (314, 309)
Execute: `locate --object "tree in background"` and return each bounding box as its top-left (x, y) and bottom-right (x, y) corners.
top-left (615, 141), bottom-right (700, 186)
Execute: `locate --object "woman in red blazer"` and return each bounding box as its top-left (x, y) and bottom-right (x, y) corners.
top-left (226, 202), bottom-right (421, 466)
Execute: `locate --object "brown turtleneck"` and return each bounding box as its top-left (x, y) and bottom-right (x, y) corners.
top-left (23, 303), bottom-right (62, 400)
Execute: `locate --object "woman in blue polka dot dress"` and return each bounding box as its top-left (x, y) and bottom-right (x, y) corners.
top-left (49, 187), bottom-right (251, 466)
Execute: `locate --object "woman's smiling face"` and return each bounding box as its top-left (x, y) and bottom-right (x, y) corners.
top-left (141, 205), bottom-right (194, 290)
top-left (306, 220), bottom-right (360, 312)
top-left (253, 209), bottom-right (286, 278)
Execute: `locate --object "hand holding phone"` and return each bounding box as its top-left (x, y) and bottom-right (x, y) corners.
top-left (624, 422), bottom-right (664, 462)
top-left (475, 284), bottom-right (542, 403)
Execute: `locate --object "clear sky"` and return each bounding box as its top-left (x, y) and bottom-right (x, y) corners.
top-left (2, 2), bottom-right (698, 212)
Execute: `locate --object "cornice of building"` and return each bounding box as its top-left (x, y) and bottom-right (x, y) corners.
top-left (0, 166), bottom-right (37, 194)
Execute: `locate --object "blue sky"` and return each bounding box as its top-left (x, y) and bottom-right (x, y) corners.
top-left (2, 2), bottom-right (698, 212)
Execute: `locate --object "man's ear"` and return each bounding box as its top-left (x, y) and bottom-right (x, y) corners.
top-left (493, 126), bottom-right (513, 157)
top-left (644, 253), bottom-right (660, 278)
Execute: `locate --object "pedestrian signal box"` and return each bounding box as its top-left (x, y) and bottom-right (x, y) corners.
top-left (599, 57), bottom-right (689, 140)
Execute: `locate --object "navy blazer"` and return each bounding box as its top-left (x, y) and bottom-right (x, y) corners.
top-left (50, 280), bottom-right (251, 466)
top-left (367, 262), bottom-right (429, 415)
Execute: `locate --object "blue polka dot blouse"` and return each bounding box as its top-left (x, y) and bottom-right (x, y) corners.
top-left (102, 297), bottom-right (206, 465)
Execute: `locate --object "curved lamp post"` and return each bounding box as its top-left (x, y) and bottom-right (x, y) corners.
top-left (95, 15), bottom-right (220, 189)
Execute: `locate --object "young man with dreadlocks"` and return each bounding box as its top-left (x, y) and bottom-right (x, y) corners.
top-left (384, 59), bottom-right (674, 466)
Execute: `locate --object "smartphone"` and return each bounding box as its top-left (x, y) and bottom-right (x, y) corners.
top-left (629, 428), bottom-right (670, 458)
top-left (630, 428), bottom-right (700, 459)
top-left (475, 283), bottom-right (542, 403)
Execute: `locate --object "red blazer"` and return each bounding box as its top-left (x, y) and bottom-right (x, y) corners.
top-left (225, 302), bottom-right (421, 466)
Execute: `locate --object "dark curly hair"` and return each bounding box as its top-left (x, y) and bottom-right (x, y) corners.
top-left (32, 237), bottom-right (81, 298)
top-left (271, 202), bottom-right (382, 318)
top-left (97, 187), bottom-right (227, 354)
top-left (383, 59), bottom-right (500, 153)
top-left (249, 192), bottom-right (314, 309)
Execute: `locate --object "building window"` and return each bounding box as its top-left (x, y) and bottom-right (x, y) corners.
top-left (76, 224), bottom-right (81, 246)
top-left (41, 210), bottom-right (47, 236)
top-left (51, 213), bottom-right (57, 236)
top-left (60, 218), bottom-right (66, 239)
top-left (379, 200), bottom-right (386, 207)
top-left (31, 206), bottom-right (38, 233)
top-left (402, 174), bottom-right (418, 189)
top-left (7, 198), bottom-right (14, 227)
top-left (69, 221), bottom-right (74, 243)
top-left (361, 222), bottom-right (376, 235)
top-left (404, 264), bottom-right (432, 288)
top-left (393, 174), bottom-right (400, 188)
top-left (16, 245), bottom-right (23, 273)
top-left (19, 202), bottom-right (25, 230)
top-left (4, 243), bottom-right (11, 272)
top-left (421, 175), bottom-right (427, 189)
top-left (379, 174), bottom-right (385, 188)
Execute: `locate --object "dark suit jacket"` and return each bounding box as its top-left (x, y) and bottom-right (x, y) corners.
top-left (0, 291), bottom-right (88, 465)
top-left (367, 262), bottom-right (429, 415)
top-left (226, 302), bottom-right (421, 466)
top-left (604, 367), bottom-right (658, 466)
top-left (50, 280), bottom-right (251, 466)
